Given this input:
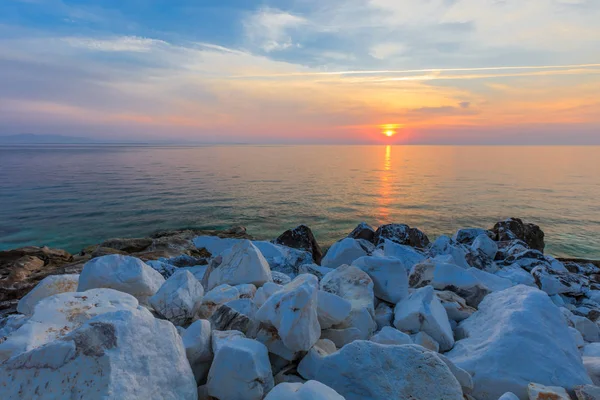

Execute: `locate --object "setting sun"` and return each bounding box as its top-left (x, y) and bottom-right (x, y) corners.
top-left (384, 130), bottom-right (395, 137)
top-left (380, 124), bottom-right (403, 138)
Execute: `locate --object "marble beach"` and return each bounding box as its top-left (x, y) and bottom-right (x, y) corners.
top-left (1, 218), bottom-right (600, 400)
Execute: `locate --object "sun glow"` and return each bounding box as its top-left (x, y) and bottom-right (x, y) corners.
top-left (384, 130), bottom-right (395, 137)
top-left (381, 124), bottom-right (402, 138)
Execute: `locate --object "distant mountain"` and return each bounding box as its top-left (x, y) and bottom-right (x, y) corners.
top-left (0, 134), bottom-right (96, 144)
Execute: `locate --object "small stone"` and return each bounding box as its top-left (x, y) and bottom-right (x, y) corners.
top-left (528, 382), bottom-right (571, 400)
top-left (370, 326), bottom-right (412, 345)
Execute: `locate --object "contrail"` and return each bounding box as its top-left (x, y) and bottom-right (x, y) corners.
top-left (229, 63), bottom-right (600, 79)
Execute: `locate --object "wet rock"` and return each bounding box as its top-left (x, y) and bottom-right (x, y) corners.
top-left (348, 222), bottom-right (376, 243)
top-left (394, 286), bottom-right (454, 351)
top-left (298, 341), bottom-right (463, 400)
top-left (99, 237), bottom-right (153, 253)
top-left (17, 274), bottom-right (79, 316)
top-left (206, 338), bottom-right (274, 400)
top-left (491, 218), bottom-right (545, 253)
top-left (77, 254), bottom-right (165, 305)
top-left (373, 223), bottom-right (430, 248)
top-left (274, 225), bottom-right (323, 265)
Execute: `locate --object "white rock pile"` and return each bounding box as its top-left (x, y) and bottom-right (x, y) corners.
top-left (1, 218), bottom-right (599, 400)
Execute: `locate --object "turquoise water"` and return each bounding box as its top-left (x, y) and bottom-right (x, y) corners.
top-left (0, 145), bottom-right (599, 258)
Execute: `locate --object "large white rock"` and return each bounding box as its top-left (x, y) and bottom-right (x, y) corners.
top-left (211, 329), bottom-right (246, 355)
top-left (471, 234), bottom-right (498, 260)
top-left (210, 298), bottom-right (259, 335)
top-left (256, 274), bottom-right (320, 352)
top-left (0, 307), bottom-right (197, 400)
top-left (299, 341), bottom-right (463, 400)
top-left (149, 270), bottom-right (204, 326)
top-left (321, 238), bottom-right (374, 268)
top-left (77, 254), bottom-right (165, 304)
top-left (380, 239), bottom-right (425, 268)
top-left (17, 274), bottom-right (79, 316)
top-left (0, 288), bottom-right (139, 361)
top-left (194, 284), bottom-right (240, 319)
top-left (572, 314), bottom-right (600, 342)
top-left (409, 261), bottom-right (490, 307)
top-left (436, 290), bottom-right (476, 322)
top-left (207, 240), bottom-right (272, 290)
top-left (297, 339), bottom-right (337, 379)
top-left (317, 290), bottom-right (352, 330)
top-left (370, 326), bottom-right (412, 345)
top-left (254, 282), bottom-right (283, 308)
top-left (206, 338), bottom-right (274, 400)
top-left (447, 285), bottom-right (592, 400)
top-left (495, 265), bottom-right (536, 287)
top-left (182, 319), bottom-right (213, 383)
top-left (429, 236), bottom-right (471, 269)
top-left (394, 285), bottom-right (455, 351)
top-left (265, 380), bottom-right (345, 400)
top-left (467, 267), bottom-right (513, 292)
top-left (531, 266), bottom-right (586, 296)
top-left (352, 256), bottom-right (409, 303)
top-left (320, 265), bottom-right (377, 341)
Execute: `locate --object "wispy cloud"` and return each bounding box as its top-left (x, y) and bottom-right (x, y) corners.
top-left (244, 7), bottom-right (308, 52)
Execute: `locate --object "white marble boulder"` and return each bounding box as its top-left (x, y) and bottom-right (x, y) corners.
top-left (380, 240), bottom-right (426, 269)
top-left (206, 338), bottom-right (274, 400)
top-left (77, 254), bottom-right (165, 305)
top-left (256, 274), bottom-right (320, 352)
top-left (298, 341), bottom-right (463, 400)
top-left (528, 383), bottom-right (572, 400)
top-left (317, 290), bottom-right (352, 330)
top-left (265, 380), bottom-right (345, 400)
top-left (207, 240), bottom-right (272, 290)
top-left (409, 261), bottom-right (490, 307)
top-left (149, 270), bottom-right (204, 326)
top-left (182, 319), bottom-right (213, 383)
top-left (0, 288), bottom-right (139, 361)
top-left (210, 298), bottom-right (259, 335)
top-left (17, 274), bottom-right (79, 316)
top-left (394, 285), bottom-right (455, 351)
top-left (0, 307), bottom-right (197, 400)
top-left (447, 285), bottom-right (592, 400)
top-left (321, 238), bottom-right (374, 268)
top-left (374, 302), bottom-right (394, 329)
top-left (471, 234), bottom-right (498, 260)
top-left (194, 284), bottom-right (240, 319)
top-left (370, 326), bottom-right (412, 345)
top-left (254, 282), bottom-right (283, 308)
top-left (352, 256), bottom-right (409, 303)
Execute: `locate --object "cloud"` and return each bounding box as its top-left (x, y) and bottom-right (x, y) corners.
top-left (244, 7), bottom-right (308, 52)
top-left (62, 36), bottom-right (166, 52)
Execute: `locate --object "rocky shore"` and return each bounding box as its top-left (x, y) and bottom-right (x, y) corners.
top-left (1, 218), bottom-right (599, 399)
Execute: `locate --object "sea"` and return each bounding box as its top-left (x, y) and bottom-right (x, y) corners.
top-left (0, 145), bottom-right (599, 259)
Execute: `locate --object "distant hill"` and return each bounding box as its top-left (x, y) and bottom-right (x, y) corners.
top-left (0, 134), bottom-right (96, 144)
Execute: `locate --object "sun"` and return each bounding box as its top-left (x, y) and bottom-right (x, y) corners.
top-left (380, 124), bottom-right (402, 138)
top-left (384, 130), bottom-right (396, 137)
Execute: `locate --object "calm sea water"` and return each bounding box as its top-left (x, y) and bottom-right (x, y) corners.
top-left (0, 145), bottom-right (599, 259)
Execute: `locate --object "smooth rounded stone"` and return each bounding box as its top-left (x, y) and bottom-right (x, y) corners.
top-left (352, 256), bottom-right (409, 303)
top-left (206, 338), bottom-right (274, 400)
top-left (207, 240), bottom-right (273, 290)
top-left (374, 302), bottom-right (393, 329)
top-left (570, 327), bottom-right (586, 348)
top-left (320, 326), bottom-right (363, 348)
top-left (149, 270), bottom-right (204, 326)
top-left (528, 383), bottom-right (571, 399)
top-left (447, 285), bottom-right (592, 400)
top-left (467, 267), bottom-right (513, 292)
top-left (256, 274), bottom-right (320, 352)
top-left (274, 225), bottom-right (324, 265)
top-left (495, 265), bottom-right (536, 287)
top-left (317, 290), bottom-right (352, 330)
top-left (236, 283), bottom-right (257, 299)
top-left (77, 254), bottom-right (165, 305)
top-left (194, 284), bottom-right (240, 319)
top-left (409, 261), bottom-right (490, 307)
top-left (183, 319), bottom-right (213, 384)
top-left (453, 228), bottom-right (491, 245)
top-left (0, 288), bottom-right (139, 361)
top-left (0, 307), bottom-right (197, 400)
top-left (373, 223), bottom-right (430, 248)
top-left (348, 222), bottom-right (376, 243)
top-left (380, 240), bottom-right (426, 269)
top-left (436, 290), bottom-right (476, 322)
top-left (265, 380), bottom-right (345, 400)
top-left (210, 298), bottom-right (259, 335)
top-left (297, 264), bottom-right (334, 280)
top-left (370, 326), bottom-right (412, 345)
top-left (472, 234), bottom-right (498, 260)
top-left (300, 341), bottom-right (463, 400)
top-left (575, 385), bottom-right (600, 400)
top-left (211, 329), bottom-right (246, 355)
top-left (394, 285), bottom-right (455, 351)
top-left (321, 238), bottom-right (374, 269)
top-left (498, 393), bottom-right (520, 400)
top-left (429, 236), bottom-right (471, 269)
top-left (573, 315), bottom-right (600, 342)
top-left (254, 282), bottom-right (283, 308)
top-left (297, 339), bottom-right (336, 380)
top-left (17, 274), bottom-right (79, 316)
top-left (412, 331), bottom-right (439, 352)
top-left (532, 266), bottom-right (587, 296)
top-left (272, 271), bottom-right (292, 285)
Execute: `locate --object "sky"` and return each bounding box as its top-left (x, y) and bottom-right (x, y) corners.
top-left (1, 0), bottom-right (599, 144)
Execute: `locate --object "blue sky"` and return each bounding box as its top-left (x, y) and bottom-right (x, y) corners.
top-left (1, 0), bottom-right (600, 143)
